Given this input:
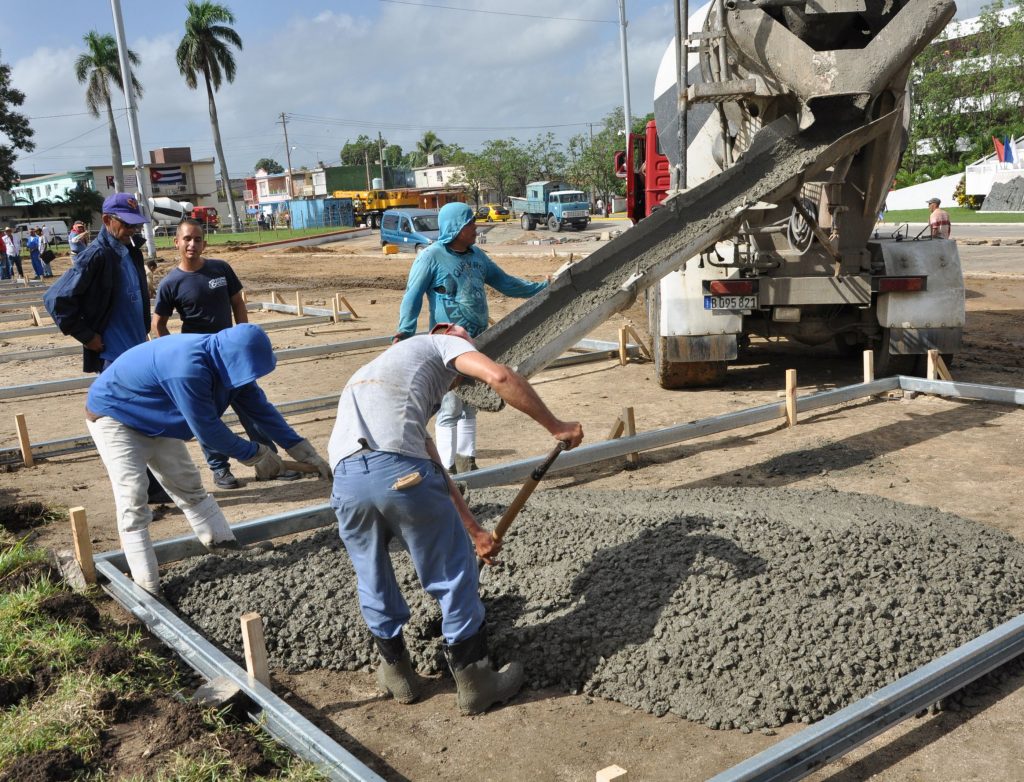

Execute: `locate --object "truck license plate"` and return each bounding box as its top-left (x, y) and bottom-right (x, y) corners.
top-left (704, 294), bottom-right (757, 311)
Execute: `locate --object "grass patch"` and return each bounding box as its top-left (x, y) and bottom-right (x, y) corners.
top-left (885, 207), bottom-right (1024, 224)
top-left (0, 536), bottom-right (48, 582)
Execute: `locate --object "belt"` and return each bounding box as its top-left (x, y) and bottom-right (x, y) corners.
top-left (84, 407), bottom-right (104, 423)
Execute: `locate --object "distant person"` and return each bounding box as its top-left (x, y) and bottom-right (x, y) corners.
top-left (257, 213), bottom-right (268, 230)
top-left (595, 198), bottom-right (604, 216)
top-left (68, 221), bottom-right (90, 262)
top-left (25, 228), bottom-right (44, 280)
top-left (927, 198), bottom-right (951, 239)
top-left (44, 193), bottom-right (172, 506)
top-left (153, 218), bottom-right (300, 489)
top-left (37, 227), bottom-right (54, 277)
top-left (3, 226), bottom-right (23, 279)
top-left (395, 202), bottom-right (548, 474)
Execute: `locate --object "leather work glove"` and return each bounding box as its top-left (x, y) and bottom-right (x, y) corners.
top-left (286, 438), bottom-right (332, 480)
top-left (242, 443), bottom-right (284, 480)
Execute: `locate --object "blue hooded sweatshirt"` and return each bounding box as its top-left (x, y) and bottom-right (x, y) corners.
top-left (86, 323), bottom-right (301, 461)
top-left (396, 202), bottom-right (546, 338)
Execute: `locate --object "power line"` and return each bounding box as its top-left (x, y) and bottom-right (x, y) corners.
top-left (376, 0), bottom-right (617, 24)
top-left (19, 122), bottom-right (114, 160)
top-left (286, 112), bottom-right (597, 132)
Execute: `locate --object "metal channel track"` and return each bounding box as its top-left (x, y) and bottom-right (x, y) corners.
top-left (95, 560), bottom-right (385, 782)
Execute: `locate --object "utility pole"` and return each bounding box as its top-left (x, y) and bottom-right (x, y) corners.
top-left (377, 131), bottom-right (385, 187)
top-left (363, 149), bottom-right (371, 190)
top-left (674, 0), bottom-right (689, 191)
top-left (617, 0), bottom-right (633, 143)
top-left (279, 112), bottom-right (294, 197)
top-left (589, 123), bottom-right (594, 143)
top-left (109, 0), bottom-right (156, 258)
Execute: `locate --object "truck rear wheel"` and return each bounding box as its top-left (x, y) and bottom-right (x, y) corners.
top-left (548, 216), bottom-right (562, 232)
top-left (654, 341), bottom-right (728, 389)
top-left (872, 328), bottom-right (921, 377)
top-left (521, 214), bottom-right (535, 231)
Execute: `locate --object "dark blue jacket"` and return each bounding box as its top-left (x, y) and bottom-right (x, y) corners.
top-left (43, 227), bottom-right (150, 373)
top-left (86, 324), bottom-right (301, 461)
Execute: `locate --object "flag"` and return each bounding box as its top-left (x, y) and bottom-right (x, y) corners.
top-left (105, 175), bottom-right (114, 188)
top-left (150, 166), bottom-right (185, 185)
top-left (993, 136), bottom-right (1005, 162)
top-left (1005, 136), bottom-right (1015, 164)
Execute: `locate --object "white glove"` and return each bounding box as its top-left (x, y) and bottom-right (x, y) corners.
top-left (286, 438), bottom-right (332, 480)
top-left (242, 443), bottom-right (284, 480)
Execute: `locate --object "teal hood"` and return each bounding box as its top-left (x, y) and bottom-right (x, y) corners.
top-left (209, 323), bottom-right (276, 389)
top-left (437, 202), bottom-right (475, 245)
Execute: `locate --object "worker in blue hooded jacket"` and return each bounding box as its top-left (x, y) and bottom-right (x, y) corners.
top-left (85, 323), bottom-right (331, 595)
top-left (394, 202), bottom-right (547, 473)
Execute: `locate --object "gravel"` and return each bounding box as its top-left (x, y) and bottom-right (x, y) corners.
top-left (165, 487), bottom-right (1024, 731)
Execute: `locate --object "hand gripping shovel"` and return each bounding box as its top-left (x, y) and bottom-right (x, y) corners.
top-left (479, 440), bottom-right (567, 573)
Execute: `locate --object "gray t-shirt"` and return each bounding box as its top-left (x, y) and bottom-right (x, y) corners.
top-left (328, 334), bottom-right (477, 467)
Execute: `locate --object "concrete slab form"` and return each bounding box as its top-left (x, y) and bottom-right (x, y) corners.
top-left (260, 301), bottom-right (353, 319)
top-left (0, 311), bottom-right (34, 324)
top-left (0, 338), bottom-right (639, 464)
top-left (0, 298), bottom-right (44, 312)
top-left (89, 373), bottom-right (1024, 781)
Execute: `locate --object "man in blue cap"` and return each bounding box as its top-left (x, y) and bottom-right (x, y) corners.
top-left (394, 202), bottom-right (547, 473)
top-left (44, 192), bottom-right (173, 504)
top-left (86, 323), bottom-right (331, 595)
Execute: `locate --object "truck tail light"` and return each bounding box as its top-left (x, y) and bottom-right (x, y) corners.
top-left (875, 276), bottom-right (926, 293)
top-left (708, 279), bottom-right (756, 295)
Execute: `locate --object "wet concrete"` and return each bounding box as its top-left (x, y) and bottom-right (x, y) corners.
top-left (165, 487), bottom-right (1024, 732)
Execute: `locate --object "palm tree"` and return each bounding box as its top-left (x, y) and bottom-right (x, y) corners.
top-left (74, 31), bottom-right (142, 194)
top-left (416, 131), bottom-right (444, 166)
top-left (176, 1), bottom-right (242, 231)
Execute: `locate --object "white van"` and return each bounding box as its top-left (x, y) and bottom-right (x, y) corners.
top-left (12, 220), bottom-right (70, 245)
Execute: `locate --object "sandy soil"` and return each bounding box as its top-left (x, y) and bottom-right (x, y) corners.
top-left (3, 224), bottom-right (1024, 781)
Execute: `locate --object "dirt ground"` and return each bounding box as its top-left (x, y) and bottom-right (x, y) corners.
top-left (3, 222), bottom-right (1024, 781)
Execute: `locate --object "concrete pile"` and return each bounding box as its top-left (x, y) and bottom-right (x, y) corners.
top-left (166, 487), bottom-right (1024, 731)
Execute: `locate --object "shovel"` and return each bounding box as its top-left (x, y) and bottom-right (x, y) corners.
top-left (479, 440), bottom-right (567, 572)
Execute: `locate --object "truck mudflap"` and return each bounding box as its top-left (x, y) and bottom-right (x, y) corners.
top-left (459, 111), bottom-right (900, 412)
top-left (885, 327), bottom-right (962, 356)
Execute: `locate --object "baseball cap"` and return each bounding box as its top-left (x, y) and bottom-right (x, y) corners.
top-left (927, 197), bottom-right (941, 205)
top-left (102, 192), bottom-right (150, 225)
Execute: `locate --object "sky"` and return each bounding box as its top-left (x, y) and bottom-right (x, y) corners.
top-left (3, 0), bottom-right (992, 181)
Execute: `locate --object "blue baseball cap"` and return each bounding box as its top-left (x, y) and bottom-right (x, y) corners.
top-left (102, 192), bottom-right (150, 224)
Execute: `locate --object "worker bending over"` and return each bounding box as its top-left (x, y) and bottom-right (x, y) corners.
top-left (86, 323), bottom-right (330, 595)
top-left (327, 322), bottom-right (583, 715)
top-left (395, 201), bottom-right (547, 473)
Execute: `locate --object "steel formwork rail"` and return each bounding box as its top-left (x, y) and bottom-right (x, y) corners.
top-left (95, 560), bottom-right (385, 782)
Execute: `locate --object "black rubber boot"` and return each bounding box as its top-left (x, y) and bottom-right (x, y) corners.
top-left (443, 626), bottom-right (524, 715)
top-left (454, 454), bottom-right (478, 474)
top-left (374, 633), bottom-right (422, 704)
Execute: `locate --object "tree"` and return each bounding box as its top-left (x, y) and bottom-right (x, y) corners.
top-left (75, 32), bottom-right (142, 195)
top-left (176, 1), bottom-right (243, 231)
top-left (54, 187), bottom-right (104, 226)
top-left (565, 108), bottom-right (631, 206)
top-left (254, 157), bottom-right (283, 174)
top-left (0, 50), bottom-right (34, 191)
top-left (340, 134), bottom-right (383, 166)
top-left (414, 130), bottom-right (445, 166)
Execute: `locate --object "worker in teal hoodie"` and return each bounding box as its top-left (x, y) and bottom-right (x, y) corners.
top-left (85, 323), bottom-right (331, 595)
top-left (394, 202), bottom-right (547, 473)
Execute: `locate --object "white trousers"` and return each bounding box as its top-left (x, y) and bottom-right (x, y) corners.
top-left (87, 417), bottom-right (235, 592)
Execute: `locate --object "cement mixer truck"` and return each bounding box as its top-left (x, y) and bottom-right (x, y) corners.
top-left (148, 197), bottom-right (220, 234)
top-left (459, 0), bottom-right (964, 409)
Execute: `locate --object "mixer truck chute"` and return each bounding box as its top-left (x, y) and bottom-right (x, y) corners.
top-left (459, 0), bottom-right (964, 409)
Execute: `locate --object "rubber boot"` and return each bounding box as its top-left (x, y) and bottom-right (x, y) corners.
top-left (183, 495), bottom-right (236, 549)
top-left (443, 627), bottom-right (524, 715)
top-left (435, 422), bottom-right (457, 473)
top-left (120, 528), bottom-right (162, 597)
top-left (454, 454), bottom-right (478, 473)
top-left (374, 633), bottom-right (422, 704)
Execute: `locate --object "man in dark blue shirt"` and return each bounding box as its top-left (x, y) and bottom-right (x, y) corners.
top-left (152, 219), bottom-right (298, 489)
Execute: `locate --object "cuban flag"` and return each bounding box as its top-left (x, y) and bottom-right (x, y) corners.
top-left (992, 136), bottom-right (1005, 162)
top-left (150, 166), bottom-right (185, 185)
top-left (1005, 136), bottom-right (1015, 164)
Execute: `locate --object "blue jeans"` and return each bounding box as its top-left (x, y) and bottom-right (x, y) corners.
top-left (330, 451), bottom-right (485, 644)
top-left (7, 254), bottom-right (22, 277)
top-left (0, 255), bottom-right (11, 279)
top-left (29, 251), bottom-right (44, 278)
top-left (202, 402), bottom-right (277, 473)
top-left (436, 390), bottom-right (477, 428)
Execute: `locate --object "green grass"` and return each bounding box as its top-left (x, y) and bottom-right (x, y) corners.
top-left (884, 207), bottom-right (1024, 224)
top-left (152, 226), bottom-right (357, 249)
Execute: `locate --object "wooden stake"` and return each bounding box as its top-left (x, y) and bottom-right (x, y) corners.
top-left (240, 612), bottom-right (271, 687)
top-left (597, 765), bottom-right (628, 782)
top-left (295, 291), bottom-right (304, 317)
top-left (863, 349), bottom-right (874, 384)
top-left (785, 369), bottom-right (798, 428)
top-left (331, 294), bottom-right (339, 324)
top-left (622, 406), bottom-right (638, 467)
top-left (14, 413), bottom-right (33, 467)
top-left (69, 506), bottom-right (96, 586)
top-left (625, 324), bottom-right (653, 361)
top-left (927, 349), bottom-right (953, 381)
top-left (271, 290), bottom-right (282, 304)
top-left (339, 296), bottom-right (360, 319)
top-left (606, 415), bottom-right (625, 441)
top-left (618, 325), bottom-right (629, 366)
top-left (30, 306), bottom-right (43, 327)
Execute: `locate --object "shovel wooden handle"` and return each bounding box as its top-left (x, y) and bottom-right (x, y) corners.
top-left (492, 441), bottom-right (567, 545)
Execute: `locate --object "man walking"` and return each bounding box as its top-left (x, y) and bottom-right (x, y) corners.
top-left (68, 221), bottom-right (89, 262)
top-left (395, 201), bottom-right (548, 473)
top-left (87, 324), bottom-right (331, 596)
top-left (927, 197), bottom-right (952, 239)
top-left (44, 193), bottom-right (171, 505)
top-left (2, 227), bottom-right (23, 280)
top-left (327, 322), bottom-right (583, 714)
top-left (37, 226), bottom-right (54, 277)
top-left (153, 218), bottom-right (298, 488)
